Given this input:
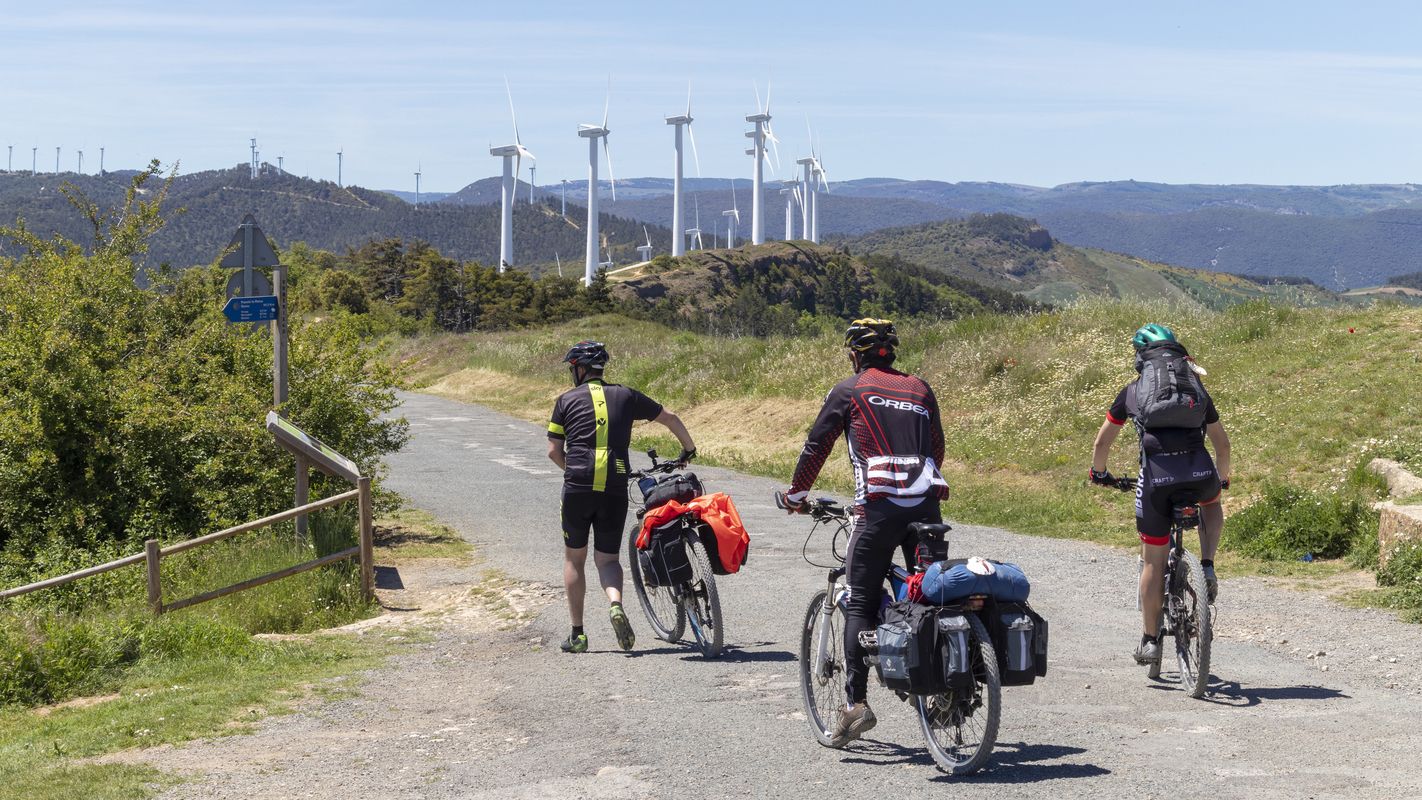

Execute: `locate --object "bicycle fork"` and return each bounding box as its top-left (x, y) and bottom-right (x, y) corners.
top-left (815, 568), bottom-right (847, 682)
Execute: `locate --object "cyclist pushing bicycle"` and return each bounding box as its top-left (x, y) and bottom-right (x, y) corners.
top-left (547, 341), bottom-right (696, 655)
top-left (1090, 324), bottom-right (1232, 667)
top-left (781, 318), bottom-right (950, 747)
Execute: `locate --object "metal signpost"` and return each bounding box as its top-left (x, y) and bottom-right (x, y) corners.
top-left (221, 215), bottom-right (302, 531)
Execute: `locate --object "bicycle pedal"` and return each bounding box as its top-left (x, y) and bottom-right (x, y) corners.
top-left (857, 631), bottom-right (879, 649)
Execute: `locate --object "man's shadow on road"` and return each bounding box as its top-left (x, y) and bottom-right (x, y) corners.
top-left (1162, 676), bottom-right (1351, 707)
top-left (841, 740), bottom-right (1109, 784)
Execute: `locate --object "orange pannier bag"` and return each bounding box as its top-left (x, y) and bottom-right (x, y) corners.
top-left (636, 492), bottom-right (750, 575)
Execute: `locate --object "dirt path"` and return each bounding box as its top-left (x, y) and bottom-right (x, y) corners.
top-left (110, 394), bottom-right (1422, 799)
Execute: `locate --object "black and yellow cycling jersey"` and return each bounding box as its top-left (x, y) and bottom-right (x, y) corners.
top-left (548, 379), bottom-right (663, 492)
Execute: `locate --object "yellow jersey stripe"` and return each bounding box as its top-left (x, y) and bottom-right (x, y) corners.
top-left (589, 381), bottom-right (610, 492)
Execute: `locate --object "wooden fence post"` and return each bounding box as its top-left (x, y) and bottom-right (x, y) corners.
top-left (294, 454), bottom-right (310, 540)
top-left (145, 539), bottom-right (163, 615)
top-left (357, 476), bottom-right (374, 602)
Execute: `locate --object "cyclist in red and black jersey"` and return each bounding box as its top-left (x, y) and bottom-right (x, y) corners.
top-left (783, 319), bottom-right (949, 746)
top-left (547, 341), bottom-right (696, 654)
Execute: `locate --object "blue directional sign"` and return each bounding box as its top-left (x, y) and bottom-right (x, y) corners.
top-left (223, 295), bottom-right (279, 323)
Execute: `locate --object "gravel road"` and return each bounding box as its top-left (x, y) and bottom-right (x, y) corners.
top-left (137, 392), bottom-right (1422, 798)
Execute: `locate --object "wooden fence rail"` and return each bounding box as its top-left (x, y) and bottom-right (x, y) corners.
top-left (3, 477), bottom-right (374, 612)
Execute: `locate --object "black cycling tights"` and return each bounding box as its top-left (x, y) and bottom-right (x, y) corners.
top-left (842, 499), bottom-right (942, 705)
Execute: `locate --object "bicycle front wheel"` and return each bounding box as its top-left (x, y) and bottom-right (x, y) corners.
top-left (1174, 552), bottom-right (1213, 698)
top-left (917, 614), bottom-right (1001, 776)
top-left (798, 589), bottom-right (846, 748)
top-left (684, 537), bottom-right (724, 658)
top-left (626, 525), bottom-right (684, 643)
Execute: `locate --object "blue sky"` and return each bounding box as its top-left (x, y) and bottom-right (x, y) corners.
top-left (4, 0), bottom-right (1422, 191)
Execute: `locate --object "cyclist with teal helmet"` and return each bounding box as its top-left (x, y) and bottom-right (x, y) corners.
top-left (1090, 324), bottom-right (1231, 666)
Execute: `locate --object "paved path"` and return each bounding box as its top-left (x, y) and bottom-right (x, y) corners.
top-left (144, 392), bottom-right (1422, 798)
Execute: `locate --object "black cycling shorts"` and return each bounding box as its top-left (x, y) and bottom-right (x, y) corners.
top-left (561, 489), bottom-right (630, 554)
top-left (1136, 449), bottom-right (1221, 546)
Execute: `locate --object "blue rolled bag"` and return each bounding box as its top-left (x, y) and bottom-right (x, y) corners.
top-left (919, 557), bottom-right (1030, 604)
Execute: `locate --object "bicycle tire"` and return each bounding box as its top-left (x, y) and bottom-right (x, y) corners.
top-left (917, 614), bottom-right (1000, 776)
top-left (798, 589), bottom-right (845, 748)
top-left (626, 524), bottom-right (684, 643)
top-left (684, 537), bottom-right (724, 658)
top-left (1175, 552), bottom-right (1213, 698)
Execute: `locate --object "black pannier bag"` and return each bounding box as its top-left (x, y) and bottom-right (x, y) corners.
top-left (988, 600), bottom-right (1049, 686)
top-left (643, 519), bottom-right (694, 587)
top-left (875, 601), bottom-right (974, 696)
top-left (641, 472), bottom-right (703, 510)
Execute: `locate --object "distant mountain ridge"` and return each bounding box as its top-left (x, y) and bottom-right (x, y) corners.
top-left (0, 165), bottom-right (673, 271)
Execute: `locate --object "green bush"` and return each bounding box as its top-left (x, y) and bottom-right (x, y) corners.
top-left (1225, 482), bottom-right (1378, 561)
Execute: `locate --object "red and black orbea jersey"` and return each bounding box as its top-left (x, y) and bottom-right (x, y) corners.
top-left (788, 367), bottom-right (949, 506)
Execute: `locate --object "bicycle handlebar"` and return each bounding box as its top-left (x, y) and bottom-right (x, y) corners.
top-left (774, 491), bottom-right (847, 522)
top-left (629, 448), bottom-right (690, 480)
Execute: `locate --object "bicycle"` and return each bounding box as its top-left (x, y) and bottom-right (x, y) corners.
top-left (625, 450), bottom-right (724, 658)
top-left (1108, 475), bottom-right (1213, 698)
top-left (776, 492), bottom-right (1001, 776)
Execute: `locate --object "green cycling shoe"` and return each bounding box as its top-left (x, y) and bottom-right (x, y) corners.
top-left (560, 632), bottom-right (588, 654)
top-left (609, 603), bottom-right (636, 651)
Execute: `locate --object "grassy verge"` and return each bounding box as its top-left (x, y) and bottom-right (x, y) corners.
top-left (388, 302), bottom-right (1422, 605)
top-left (0, 504), bottom-right (466, 796)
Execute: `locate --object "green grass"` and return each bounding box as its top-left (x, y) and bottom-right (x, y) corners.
top-left (0, 630), bottom-right (395, 799)
top-left (390, 301), bottom-right (1422, 613)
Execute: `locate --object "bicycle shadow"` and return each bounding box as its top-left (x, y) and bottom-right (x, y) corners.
top-left (1179, 678), bottom-right (1351, 707)
top-left (681, 643), bottom-right (797, 664)
top-left (841, 740), bottom-right (1109, 783)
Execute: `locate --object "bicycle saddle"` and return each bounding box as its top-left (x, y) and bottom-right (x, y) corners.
top-left (908, 522), bottom-right (953, 538)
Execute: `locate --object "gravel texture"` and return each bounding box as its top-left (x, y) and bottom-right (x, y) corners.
top-left (126, 392), bottom-right (1422, 798)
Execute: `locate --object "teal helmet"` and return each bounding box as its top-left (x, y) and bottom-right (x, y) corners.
top-left (1131, 323), bottom-right (1177, 351)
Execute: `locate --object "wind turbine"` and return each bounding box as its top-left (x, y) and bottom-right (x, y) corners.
top-left (55, 147), bottom-right (60, 174)
top-left (811, 152), bottom-right (830, 243)
top-left (686, 195), bottom-right (704, 252)
top-left (77, 149), bottom-right (83, 174)
top-left (637, 225), bottom-right (654, 263)
top-left (665, 83), bottom-right (703, 257)
top-left (577, 84), bottom-right (615, 286)
top-left (6, 145), bottom-right (11, 172)
top-left (491, 79), bottom-right (535, 272)
top-left (414, 164), bottom-right (422, 206)
top-left (529, 163), bottom-right (536, 204)
top-left (31, 147), bottom-right (37, 175)
top-left (337, 148), bottom-right (343, 187)
top-left (99, 147), bottom-right (104, 175)
top-left (781, 180), bottom-right (799, 240)
top-left (723, 178), bottom-right (740, 248)
top-left (744, 82), bottom-right (780, 245)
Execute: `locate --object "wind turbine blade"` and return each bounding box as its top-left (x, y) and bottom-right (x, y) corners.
top-left (603, 138), bottom-right (616, 202)
top-left (602, 77), bottom-right (610, 129)
top-left (731, 178), bottom-right (738, 212)
top-left (686, 80), bottom-right (692, 117)
top-left (764, 81), bottom-right (772, 115)
top-left (505, 77), bottom-right (520, 145)
top-left (643, 225), bottom-right (651, 247)
top-left (688, 123), bottom-right (702, 178)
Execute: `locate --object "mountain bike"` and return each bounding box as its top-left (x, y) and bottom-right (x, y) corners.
top-left (625, 451), bottom-right (724, 658)
top-left (776, 492), bottom-right (1000, 775)
top-left (1110, 476), bottom-right (1213, 698)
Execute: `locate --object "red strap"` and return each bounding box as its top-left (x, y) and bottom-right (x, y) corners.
top-left (906, 572), bottom-right (925, 604)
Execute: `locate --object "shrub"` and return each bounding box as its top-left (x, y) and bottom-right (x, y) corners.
top-left (1225, 482), bottom-right (1378, 561)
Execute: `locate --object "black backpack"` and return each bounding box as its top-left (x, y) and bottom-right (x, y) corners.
top-left (1133, 343), bottom-right (1209, 429)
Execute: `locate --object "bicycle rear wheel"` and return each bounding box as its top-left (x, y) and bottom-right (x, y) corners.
top-left (626, 525), bottom-right (684, 643)
top-left (917, 614), bottom-right (1000, 775)
top-left (684, 537), bottom-right (724, 658)
top-left (798, 589), bottom-right (846, 748)
top-left (1174, 552), bottom-right (1213, 698)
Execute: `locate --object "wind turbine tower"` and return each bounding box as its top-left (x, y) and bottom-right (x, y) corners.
top-left (796, 157), bottom-right (815, 243)
top-left (250, 138), bottom-right (257, 179)
top-left (529, 163), bottom-right (536, 204)
top-left (744, 84), bottom-right (779, 246)
top-left (491, 80), bottom-right (535, 273)
top-left (665, 84), bottom-right (702, 257)
top-left (781, 180), bottom-right (798, 240)
top-left (99, 147), bottom-right (105, 175)
top-left (723, 178), bottom-right (740, 248)
top-left (560, 179), bottom-right (568, 218)
top-left (6, 145), bottom-right (11, 172)
top-left (811, 156), bottom-right (829, 243)
top-left (686, 196), bottom-right (703, 252)
top-left (414, 165), bottom-right (422, 206)
top-left (77, 150), bottom-right (83, 174)
top-left (577, 89), bottom-right (615, 286)
top-left (31, 147), bottom-right (37, 175)
top-left (337, 149), bottom-right (343, 187)
top-left (637, 226), bottom-right (654, 262)
top-left (55, 147), bottom-right (60, 174)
